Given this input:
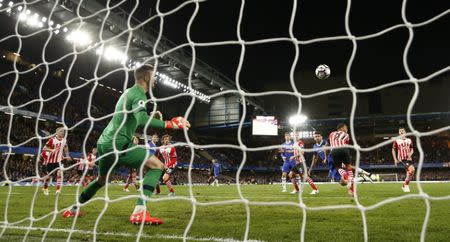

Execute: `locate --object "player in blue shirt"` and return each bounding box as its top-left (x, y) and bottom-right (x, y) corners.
top-left (279, 132), bottom-right (295, 192)
top-left (148, 133), bottom-right (159, 156)
top-left (208, 159), bottom-right (221, 186)
top-left (147, 134), bottom-right (161, 194)
top-left (310, 131), bottom-right (340, 182)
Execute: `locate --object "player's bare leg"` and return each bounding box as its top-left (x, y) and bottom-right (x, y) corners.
top-left (55, 169), bottom-right (62, 194)
top-left (281, 172), bottom-right (287, 192)
top-left (163, 173), bottom-right (175, 196)
top-left (289, 171), bottom-right (299, 194)
top-left (402, 165), bottom-right (415, 192)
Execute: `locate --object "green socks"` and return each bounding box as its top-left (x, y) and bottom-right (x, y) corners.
top-left (79, 180), bottom-right (104, 204)
top-left (136, 168), bottom-right (163, 206)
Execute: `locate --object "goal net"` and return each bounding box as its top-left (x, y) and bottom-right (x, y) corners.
top-left (0, 0), bottom-right (449, 241)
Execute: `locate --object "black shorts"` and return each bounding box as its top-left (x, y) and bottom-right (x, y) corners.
top-left (331, 148), bottom-right (351, 167)
top-left (400, 160), bottom-right (414, 169)
top-left (43, 163), bottom-right (60, 177)
top-left (291, 163), bottom-right (304, 175)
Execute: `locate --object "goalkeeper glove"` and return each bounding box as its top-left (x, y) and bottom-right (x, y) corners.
top-left (151, 111), bottom-right (163, 121)
top-left (164, 117), bottom-right (191, 130)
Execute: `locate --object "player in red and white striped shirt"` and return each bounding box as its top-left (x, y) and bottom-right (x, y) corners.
top-left (123, 168), bottom-right (140, 192)
top-left (329, 123), bottom-right (355, 196)
top-left (156, 134), bottom-right (177, 196)
top-left (392, 127), bottom-right (415, 192)
top-left (289, 135), bottom-right (319, 195)
top-left (41, 127), bottom-right (71, 195)
top-left (77, 148), bottom-right (97, 187)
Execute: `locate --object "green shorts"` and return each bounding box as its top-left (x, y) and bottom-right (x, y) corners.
top-left (96, 142), bottom-right (153, 177)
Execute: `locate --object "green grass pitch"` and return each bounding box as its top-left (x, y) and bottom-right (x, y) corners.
top-left (1, 182), bottom-right (449, 241)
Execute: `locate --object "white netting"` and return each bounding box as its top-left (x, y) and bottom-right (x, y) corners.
top-left (0, 0), bottom-right (449, 241)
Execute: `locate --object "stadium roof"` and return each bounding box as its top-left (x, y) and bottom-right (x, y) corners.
top-left (24, 0), bottom-right (265, 110)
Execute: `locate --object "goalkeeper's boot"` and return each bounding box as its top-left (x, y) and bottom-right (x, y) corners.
top-left (402, 185), bottom-right (410, 193)
top-left (43, 188), bottom-right (49, 196)
top-left (62, 209), bottom-right (83, 218)
top-left (281, 187), bottom-right (287, 193)
top-left (129, 210), bottom-right (163, 225)
top-left (310, 189), bottom-right (319, 195)
top-left (55, 189), bottom-right (61, 194)
top-left (168, 192), bottom-right (175, 197)
top-left (124, 188), bottom-right (130, 192)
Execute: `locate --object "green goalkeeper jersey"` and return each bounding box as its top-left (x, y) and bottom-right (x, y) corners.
top-left (97, 84), bottom-right (165, 146)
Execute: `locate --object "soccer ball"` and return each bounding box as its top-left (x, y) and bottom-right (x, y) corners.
top-left (370, 174), bottom-right (379, 181)
top-left (315, 64), bottom-right (331, 79)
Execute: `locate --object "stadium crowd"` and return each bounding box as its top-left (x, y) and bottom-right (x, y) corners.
top-left (1, 60), bottom-right (449, 185)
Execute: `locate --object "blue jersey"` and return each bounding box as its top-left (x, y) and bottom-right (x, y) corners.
top-left (148, 141), bottom-right (158, 155)
top-left (313, 140), bottom-right (327, 161)
top-left (212, 162), bottom-right (220, 177)
top-left (281, 140), bottom-right (295, 162)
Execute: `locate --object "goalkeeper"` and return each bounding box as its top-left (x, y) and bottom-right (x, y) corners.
top-left (62, 65), bottom-right (190, 225)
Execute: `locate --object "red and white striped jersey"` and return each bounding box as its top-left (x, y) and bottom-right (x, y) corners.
top-left (329, 131), bottom-right (350, 148)
top-left (158, 147), bottom-right (177, 168)
top-left (393, 138), bottom-right (413, 161)
top-left (293, 140), bottom-right (305, 163)
top-left (40, 149), bottom-right (50, 164)
top-left (44, 136), bottom-right (67, 165)
top-left (78, 153), bottom-right (96, 170)
top-left (88, 153), bottom-right (96, 170)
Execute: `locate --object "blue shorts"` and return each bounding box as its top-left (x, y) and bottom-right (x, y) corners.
top-left (282, 160), bottom-right (296, 173)
top-left (327, 154), bottom-right (341, 181)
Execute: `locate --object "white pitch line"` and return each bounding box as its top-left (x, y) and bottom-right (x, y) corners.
top-left (0, 225), bottom-right (265, 242)
top-left (0, 191), bottom-right (383, 200)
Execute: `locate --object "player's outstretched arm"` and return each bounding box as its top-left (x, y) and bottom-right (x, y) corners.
top-left (309, 154), bottom-right (318, 174)
top-left (132, 98), bottom-right (190, 130)
top-left (408, 147), bottom-right (414, 160)
top-left (64, 145), bottom-right (72, 161)
top-left (392, 148), bottom-right (398, 165)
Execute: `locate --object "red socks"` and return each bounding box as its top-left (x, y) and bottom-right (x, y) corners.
top-left (165, 180), bottom-right (174, 193)
top-left (306, 177), bottom-right (317, 190)
top-left (56, 170), bottom-right (62, 191)
top-left (404, 172), bottom-right (412, 185)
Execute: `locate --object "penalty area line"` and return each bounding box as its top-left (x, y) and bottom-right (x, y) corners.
top-left (0, 225), bottom-right (265, 242)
